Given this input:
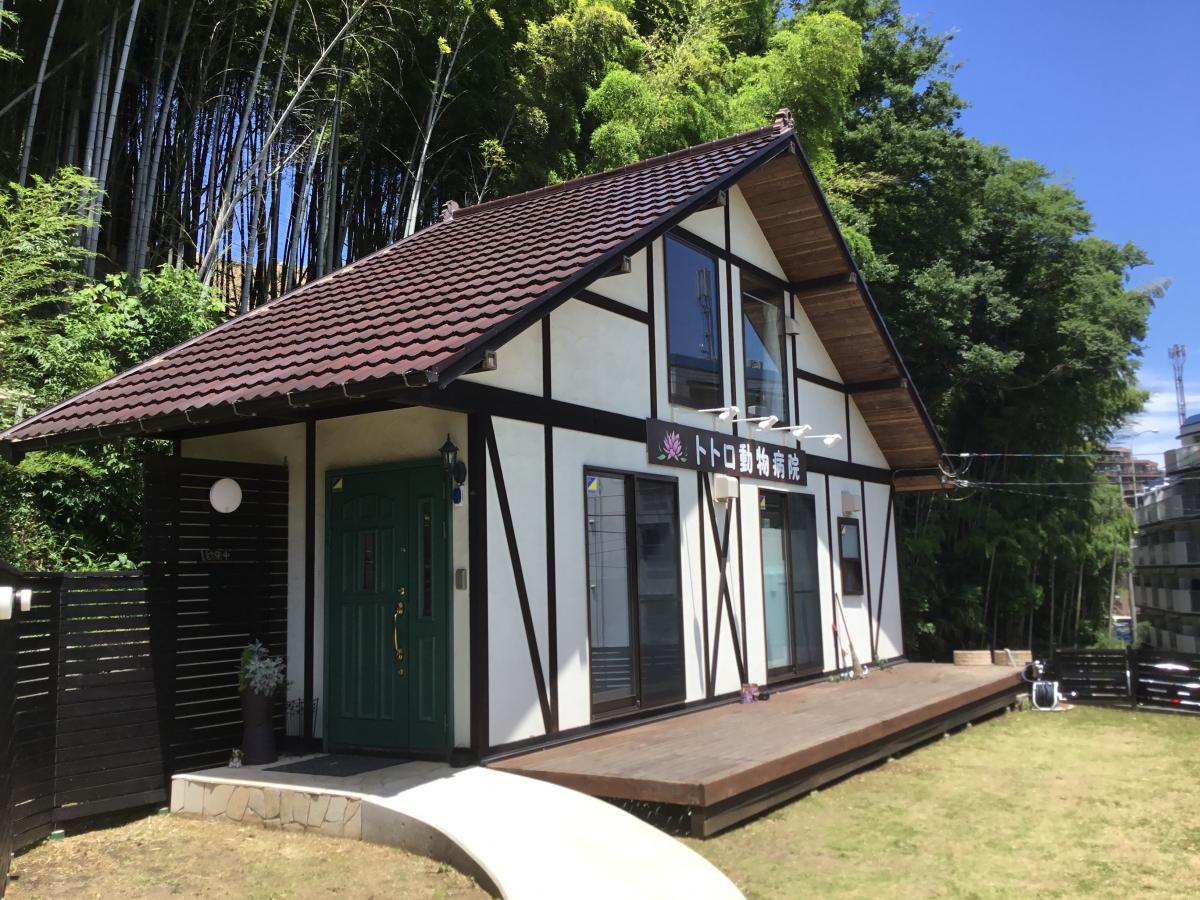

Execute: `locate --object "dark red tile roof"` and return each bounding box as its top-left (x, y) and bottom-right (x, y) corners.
top-left (3, 124), bottom-right (789, 445)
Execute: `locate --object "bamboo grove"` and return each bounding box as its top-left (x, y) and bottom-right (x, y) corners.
top-left (0, 0), bottom-right (1157, 657)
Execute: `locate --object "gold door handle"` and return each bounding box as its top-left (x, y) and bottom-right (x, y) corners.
top-left (392, 603), bottom-right (404, 662)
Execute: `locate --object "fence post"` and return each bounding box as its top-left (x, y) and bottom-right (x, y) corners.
top-left (1126, 644), bottom-right (1138, 708)
top-left (1, 607), bottom-right (16, 893)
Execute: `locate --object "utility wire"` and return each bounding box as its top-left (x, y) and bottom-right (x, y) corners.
top-left (945, 452), bottom-right (1109, 459)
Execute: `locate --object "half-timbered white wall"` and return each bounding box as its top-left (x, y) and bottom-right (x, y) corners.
top-left (182, 407), bottom-right (473, 746)
top-left (179, 180), bottom-right (908, 755)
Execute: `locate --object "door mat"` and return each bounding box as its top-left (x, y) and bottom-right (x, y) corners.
top-left (266, 754), bottom-right (410, 777)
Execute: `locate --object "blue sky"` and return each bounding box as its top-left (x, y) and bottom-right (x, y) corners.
top-left (904, 0), bottom-right (1200, 464)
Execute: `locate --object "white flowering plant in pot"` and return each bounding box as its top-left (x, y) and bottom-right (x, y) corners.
top-left (238, 640), bottom-right (287, 765)
top-left (239, 640), bottom-right (286, 695)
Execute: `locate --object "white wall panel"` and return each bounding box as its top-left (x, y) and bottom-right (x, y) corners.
top-left (580, 247), bottom-right (648, 311)
top-left (849, 399), bottom-right (889, 468)
top-left (727, 186), bottom-right (787, 279)
top-left (460, 318), bottom-right (543, 395)
top-left (550, 301), bottom-right (651, 418)
top-left (826, 476), bottom-right (872, 665)
top-left (789, 301), bottom-right (842, 382)
top-left (487, 416), bottom-right (550, 745)
top-left (679, 205), bottom-right (725, 246)
top-left (865, 482), bottom-right (903, 659)
top-left (795, 385), bottom-right (849, 462)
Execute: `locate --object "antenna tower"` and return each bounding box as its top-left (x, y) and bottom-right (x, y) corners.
top-left (1169, 345), bottom-right (1187, 428)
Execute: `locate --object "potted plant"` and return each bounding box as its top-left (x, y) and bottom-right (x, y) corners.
top-left (238, 641), bottom-right (286, 765)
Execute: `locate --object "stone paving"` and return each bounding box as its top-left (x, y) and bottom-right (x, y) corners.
top-left (169, 756), bottom-right (744, 899)
top-left (171, 776), bottom-right (363, 838)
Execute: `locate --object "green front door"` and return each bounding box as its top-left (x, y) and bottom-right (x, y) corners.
top-left (326, 463), bottom-right (451, 754)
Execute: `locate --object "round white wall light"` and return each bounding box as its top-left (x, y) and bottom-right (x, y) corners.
top-left (209, 477), bottom-right (243, 514)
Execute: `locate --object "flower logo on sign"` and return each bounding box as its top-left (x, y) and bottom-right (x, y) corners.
top-left (658, 430), bottom-right (687, 463)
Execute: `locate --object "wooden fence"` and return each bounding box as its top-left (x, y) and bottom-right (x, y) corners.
top-left (1048, 647), bottom-right (1200, 712)
top-left (144, 456), bottom-right (290, 772)
top-left (2, 568), bottom-right (165, 874)
top-left (1, 567), bottom-right (18, 896)
top-left (1, 458), bottom-right (290, 894)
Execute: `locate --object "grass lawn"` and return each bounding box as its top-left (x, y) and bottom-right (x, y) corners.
top-left (7, 707), bottom-right (1198, 899)
top-left (6, 813), bottom-right (487, 899)
top-left (691, 705), bottom-right (1200, 899)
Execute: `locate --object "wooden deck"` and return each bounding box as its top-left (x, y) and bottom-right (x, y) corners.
top-left (492, 663), bottom-right (1023, 836)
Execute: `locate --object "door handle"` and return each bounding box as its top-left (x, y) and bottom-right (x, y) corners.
top-left (392, 602), bottom-right (404, 664)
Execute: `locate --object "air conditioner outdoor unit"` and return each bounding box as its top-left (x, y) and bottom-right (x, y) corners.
top-left (712, 474), bottom-right (740, 503)
top-left (841, 490), bottom-right (861, 517)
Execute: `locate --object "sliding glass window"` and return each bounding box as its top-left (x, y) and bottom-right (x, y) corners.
top-left (584, 470), bottom-right (685, 717)
top-left (665, 235), bottom-right (722, 408)
top-left (760, 491), bottom-right (823, 678)
top-left (742, 271), bottom-right (788, 423)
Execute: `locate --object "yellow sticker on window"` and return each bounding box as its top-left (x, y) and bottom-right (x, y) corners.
top-left (332, 477), bottom-right (344, 492)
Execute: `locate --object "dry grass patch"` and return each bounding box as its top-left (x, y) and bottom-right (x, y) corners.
top-left (7, 813), bottom-right (487, 899)
top-left (691, 706), bottom-right (1200, 899)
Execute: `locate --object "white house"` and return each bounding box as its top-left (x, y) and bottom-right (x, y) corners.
top-left (1, 110), bottom-right (947, 763)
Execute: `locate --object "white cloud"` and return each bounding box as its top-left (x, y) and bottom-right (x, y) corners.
top-left (1115, 386), bottom-right (1200, 463)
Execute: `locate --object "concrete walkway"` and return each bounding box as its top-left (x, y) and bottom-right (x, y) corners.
top-left (172, 758), bottom-right (742, 899)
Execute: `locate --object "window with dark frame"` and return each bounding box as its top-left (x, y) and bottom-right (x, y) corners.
top-left (838, 517), bottom-right (864, 596)
top-left (741, 271), bottom-right (789, 423)
top-left (760, 491), bottom-right (823, 679)
top-left (584, 469), bottom-right (686, 718)
top-left (665, 234), bottom-right (722, 409)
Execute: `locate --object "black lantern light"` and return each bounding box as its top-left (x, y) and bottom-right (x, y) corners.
top-left (440, 434), bottom-right (467, 503)
top-left (439, 434), bottom-right (458, 474)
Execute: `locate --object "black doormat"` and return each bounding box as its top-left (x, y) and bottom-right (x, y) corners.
top-left (266, 754), bottom-right (410, 777)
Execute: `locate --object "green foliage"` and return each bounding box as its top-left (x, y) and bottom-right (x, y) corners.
top-left (0, 7), bottom-right (20, 64)
top-left (801, 0), bottom-right (1151, 656)
top-left (0, 0), bottom-right (1159, 661)
top-left (504, 0), bottom-right (642, 187)
top-left (0, 171), bottom-right (220, 568)
top-left (584, 2), bottom-right (862, 171)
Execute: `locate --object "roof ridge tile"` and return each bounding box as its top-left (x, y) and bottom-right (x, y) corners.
top-left (452, 124), bottom-right (783, 220)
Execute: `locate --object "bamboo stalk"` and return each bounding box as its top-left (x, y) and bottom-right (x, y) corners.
top-left (18, 0), bottom-right (65, 186)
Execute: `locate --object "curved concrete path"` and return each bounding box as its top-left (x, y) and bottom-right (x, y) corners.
top-left (173, 759), bottom-right (741, 899)
top-left (368, 766), bottom-right (741, 899)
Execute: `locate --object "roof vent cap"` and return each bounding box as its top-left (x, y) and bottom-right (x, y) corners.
top-left (441, 200), bottom-right (460, 223)
top-left (773, 108), bottom-right (794, 131)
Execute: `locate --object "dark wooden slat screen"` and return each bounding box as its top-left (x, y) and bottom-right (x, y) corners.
top-left (1, 566), bottom-right (17, 896)
top-left (11, 573), bottom-right (59, 854)
top-left (145, 456), bottom-right (290, 772)
top-left (1050, 647), bottom-right (1200, 712)
top-left (53, 573), bottom-right (165, 822)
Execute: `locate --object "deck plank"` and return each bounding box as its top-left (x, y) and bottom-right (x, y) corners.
top-left (492, 663), bottom-right (1023, 812)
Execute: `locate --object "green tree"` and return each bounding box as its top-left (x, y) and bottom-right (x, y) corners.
top-left (0, 170), bottom-right (221, 568)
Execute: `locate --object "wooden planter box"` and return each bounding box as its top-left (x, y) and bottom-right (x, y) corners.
top-left (953, 650), bottom-right (993, 666)
top-left (992, 649), bottom-right (1032, 666)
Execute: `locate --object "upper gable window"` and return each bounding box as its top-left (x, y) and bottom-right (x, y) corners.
top-left (665, 235), bottom-right (722, 409)
top-left (742, 271), bottom-right (788, 423)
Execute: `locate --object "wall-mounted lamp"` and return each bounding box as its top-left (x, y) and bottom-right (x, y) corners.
top-left (698, 405), bottom-right (740, 422)
top-left (440, 434), bottom-right (467, 504)
top-left (732, 414), bottom-right (779, 431)
top-left (808, 433), bottom-right (843, 447)
top-left (209, 477), bottom-right (243, 514)
top-left (0, 585), bottom-right (12, 621)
